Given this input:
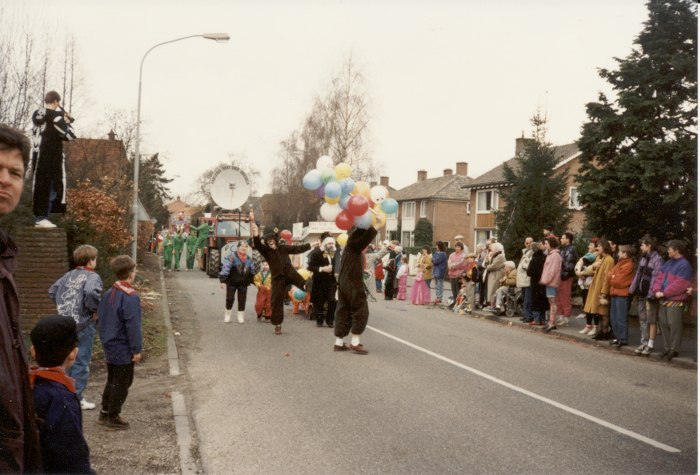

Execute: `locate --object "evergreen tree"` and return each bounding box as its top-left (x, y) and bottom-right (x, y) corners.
top-left (494, 111), bottom-right (571, 260)
top-left (414, 219), bottom-right (433, 247)
top-left (577, 0), bottom-right (697, 245)
top-left (136, 153), bottom-right (172, 226)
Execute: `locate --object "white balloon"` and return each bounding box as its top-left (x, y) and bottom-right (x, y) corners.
top-left (320, 203), bottom-right (342, 222)
top-left (370, 185), bottom-right (388, 203)
top-left (316, 155), bottom-right (334, 172)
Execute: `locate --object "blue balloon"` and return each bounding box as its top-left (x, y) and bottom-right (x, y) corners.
top-left (303, 170), bottom-right (323, 190)
top-left (338, 194), bottom-right (351, 210)
top-left (293, 289), bottom-right (306, 300)
top-left (381, 198), bottom-right (398, 215)
top-left (324, 181), bottom-right (342, 199)
top-left (354, 210), bottom-right (373, 229)
top-left (339, 178), bottom-right (355, 195)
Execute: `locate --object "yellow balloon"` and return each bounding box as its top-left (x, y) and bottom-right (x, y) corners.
top-left (298, 269), bottom-right (311, 280)
top-left (373, 203), bottom-right (383, 213)
top-left (371, 213), bottom-right (377, 226)
top-left (325, 195), bottom-right (340, 204)
top-left (377, 211), bottom-right (387, 228)
top-left (354, 181), bottom-right (371, 200)
top-left (337, 233), bottom-right (348, 246)
top-left (335, 163), bottom-right (352, 180)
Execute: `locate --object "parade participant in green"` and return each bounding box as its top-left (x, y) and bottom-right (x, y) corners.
top-left (163, 233), bottom-right (174, 272)
top-left (172, 231), bottom-right (184, 272)
top-left (185, 232), bottom-right (197, 271)
top-left (191, 222), bottom-right (212, 268)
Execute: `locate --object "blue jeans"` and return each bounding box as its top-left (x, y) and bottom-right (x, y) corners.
top-left (68, 320), bottom-right (96, 400)
top-left (424, 279), bottom-right (432, 289)
top-left (610, 296), bottom-right (629, 343)
top-left (522, 287), bottom-right (532, 320)
top-left (435, 278), bottom-right (444, 301)
top-left (532, 310), bottom-right (543, 324)
top-left (375, 279), bottom-right (382, 292)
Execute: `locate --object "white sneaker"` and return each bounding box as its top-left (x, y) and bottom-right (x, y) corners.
top-left (224, 309), bottom-right (231, 323)
top-left (587, 327), bottom-right (599, 336)
top-left (579, 327), bottom-right (591, 334)
top-left (80, 399), bottom-right (96, 410)
top-left (237, 311), bottom-right (245, 324)
top-left (575, 314), bottom-right (586, 319)
top-left (35, 219), bottom-right (56, 228)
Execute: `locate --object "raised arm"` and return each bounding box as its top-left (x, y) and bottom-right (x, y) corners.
top-left (347, 227), bottom-right (378, 253)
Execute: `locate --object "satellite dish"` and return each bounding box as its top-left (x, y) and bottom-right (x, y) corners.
top-left (209, 166), bottom-right (251, 210)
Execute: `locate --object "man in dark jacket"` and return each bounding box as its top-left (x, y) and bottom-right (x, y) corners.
top-left (0, 124), bottom-right (42, 473)
top-left (556, 232), bottom-right (578, 327)
top-left (307, 233), bottom-right (337, 327)
top-left (251, 225), bottom-right (318, 334)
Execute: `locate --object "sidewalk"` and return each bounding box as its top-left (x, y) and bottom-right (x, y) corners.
top-left (410, 277), bottom-right (697, 370)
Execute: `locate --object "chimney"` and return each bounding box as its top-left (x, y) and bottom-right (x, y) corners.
top-left (107, 129), bottom-right (116, 141)
top-left (380, 176), bottom-right (389, 187)
top-left (515, 131), bottom-right (535, 155)
top-left (443, 169), bottom-right (453, 176)
top-left (417, 170), bottom-right (427, 182)
top-left (456, 162), bottom-right (468, 176)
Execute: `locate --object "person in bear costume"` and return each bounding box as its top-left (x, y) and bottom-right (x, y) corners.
top-left (333, 221), bottom-right (380, 354)
top-left (251, 224), bottom-right (318, 334)
top-left (307, 232), bottom-right (338, 328)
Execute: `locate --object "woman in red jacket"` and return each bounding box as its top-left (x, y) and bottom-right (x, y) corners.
top-left (605, 245), bottom-right (636, 347)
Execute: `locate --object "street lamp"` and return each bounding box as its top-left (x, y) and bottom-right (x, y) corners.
top-left (131, 33), bottom-right (229, 262)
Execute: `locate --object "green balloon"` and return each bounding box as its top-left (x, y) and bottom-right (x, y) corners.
top-left (321, 168), bottom-right (338, 184)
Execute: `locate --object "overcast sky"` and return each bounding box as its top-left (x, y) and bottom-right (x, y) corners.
top-left (10, 0), bottom-right (651, 202)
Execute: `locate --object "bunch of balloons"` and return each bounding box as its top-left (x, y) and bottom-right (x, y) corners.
top-left (302, 156), bottom-right (399, 231)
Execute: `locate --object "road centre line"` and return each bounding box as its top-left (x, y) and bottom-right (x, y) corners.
top-left (366, 325), bottom-right (681, 454)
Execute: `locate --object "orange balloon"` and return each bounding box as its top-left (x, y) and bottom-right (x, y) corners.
top-left (354, 181), bottom-right (371, 200)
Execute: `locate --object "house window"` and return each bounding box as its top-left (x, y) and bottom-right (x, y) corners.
top-left (420, 200), bottom-right (427, 218)
top-left (569, 186), bottom-right (582, 210)
top-left (477, 190), bottom-right (498, 213)
top-left (467, 202), bottom-right (471, 214)
top-left (443, 241), bottom-right (450, 249)
top-left (401, 231), bottom-right (414, 247)
top-left (476, 230), bottom-right (493, 246)
top-left (402, 201), bottom-right (415, 219)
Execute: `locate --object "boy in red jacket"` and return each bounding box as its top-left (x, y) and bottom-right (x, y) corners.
top-left (605, 245), bottom-right (636, 347)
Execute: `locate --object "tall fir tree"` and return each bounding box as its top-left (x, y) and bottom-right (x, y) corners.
top-left (577, 0), bottom-right (697, 245)
top-left (494, 111), bottom-right (571, 261)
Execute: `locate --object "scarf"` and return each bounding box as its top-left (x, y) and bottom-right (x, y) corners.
top-left (76, 266), bottom-right (95, 273)
top-left (110, 281), bottom-right (136, 307)
top-left (29, 366), bottom-right (76, 393)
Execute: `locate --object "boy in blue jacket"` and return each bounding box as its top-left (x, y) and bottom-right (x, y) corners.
top-left (96, 255), bottom-right (142, 430)
top-left (30, 314), bottom-right (95, 474)
top-left (49, 244), bottom-right (103, 410)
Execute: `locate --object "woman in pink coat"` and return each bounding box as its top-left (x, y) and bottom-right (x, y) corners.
top-left (447, 243), bottom-right (469, 308)
top-left (540, 236), bottom-right (562, 333)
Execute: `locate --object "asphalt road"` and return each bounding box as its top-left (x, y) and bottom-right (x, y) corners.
top-left (166, 267), bottom-right (698, 475)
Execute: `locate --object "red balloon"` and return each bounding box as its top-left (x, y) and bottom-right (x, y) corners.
top-left (347, 195), bottom-right (369, 217)
top-left (335, 210), bottom-right (355, 231)
top-left (280, 230), bottom-right (292, 241)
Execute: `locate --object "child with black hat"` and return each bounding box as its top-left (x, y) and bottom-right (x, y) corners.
top-left (30, 315), bottom-right (95, 474)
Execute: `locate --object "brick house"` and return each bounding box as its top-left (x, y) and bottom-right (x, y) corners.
top-left (64, 130), bottom-right (130, 189)
top-left (462, 136), bottom-right (584, 252)
top-left (388, 163), bottom-right (472, 249)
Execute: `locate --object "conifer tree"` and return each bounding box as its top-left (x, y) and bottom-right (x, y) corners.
top-left (577, 0), bottom-right (697, 245)
top-left (495, 111), bottom-right (571, 260)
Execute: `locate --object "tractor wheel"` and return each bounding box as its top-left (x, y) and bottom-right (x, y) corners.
top-left (208, 249), bottom-right (221, 278)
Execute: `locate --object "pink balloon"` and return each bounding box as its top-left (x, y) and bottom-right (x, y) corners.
top-left (335, 210), bottom-right (355, 231)
top-left (316, 184), bottom-right (326, 198)
top-left (347, 194), bottom-right (369, 217)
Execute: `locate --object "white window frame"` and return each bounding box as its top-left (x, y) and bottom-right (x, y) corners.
top-left (569, 186), bottom-right (582, 210)
top-left (475, 230), bottom-right (493, 246)
top-left (443, 241), bottom-right (450, 249)
top-left (402, 201), bottom-right (416, 219)
top-left (476, 190), bottom-right (498, 213)
top-left (467, 202), bottom-right (471, 215)
top-left (420, 200), bottom-right (427, 218)
top-left (401, 231), bottom-right (414, 247)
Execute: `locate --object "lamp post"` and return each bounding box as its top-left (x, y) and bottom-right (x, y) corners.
top-left (131, 33), bottom-right (229, 262)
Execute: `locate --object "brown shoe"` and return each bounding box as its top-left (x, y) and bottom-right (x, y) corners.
top-left (105, 415), bottom-right (129, 431)
top-left (275, 325), bottom-right (281, 335)
top-left (349, 344), bottom-right (368, 355)
top-left (96, 412), bottom-right (109, 425)
top-left (334, 343), bottom-right (350, 351)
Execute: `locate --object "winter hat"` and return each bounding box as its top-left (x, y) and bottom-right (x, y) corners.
top-left (583, 252), bottom-right (597, 264)
top-left (322, 237), bottom-right (335, 249)
top-left (319, 232), bottom-right (332, 242)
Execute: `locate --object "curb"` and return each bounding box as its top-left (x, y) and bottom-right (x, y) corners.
top-left (158, 257), bottom-right (197, 474)
top-left (449, 305), bottom-right (697, 370)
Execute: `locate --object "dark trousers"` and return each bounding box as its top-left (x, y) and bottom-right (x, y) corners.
top-left (271, 271), bottom-right (306, 325)
top-left (101, 363), bottom-right (134, 417)
top-left (226, 285), bottom-right (248, 311)
top-left (384, 274), bottom-right (395, 300)
top-left (450, 278), bottom-right (459, 302)
top-left (335, 288), bottom-right (369, 338)
top-left (312, 284), bottom-right (337, 326)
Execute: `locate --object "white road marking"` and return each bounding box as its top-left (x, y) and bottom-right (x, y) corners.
top-left (366, 325), bottom-right (681, 453)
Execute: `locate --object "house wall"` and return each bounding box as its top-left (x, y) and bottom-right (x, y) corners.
top-left (396, 199), bottom-right (470, 249)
